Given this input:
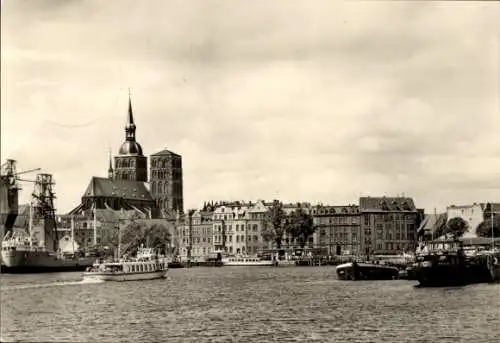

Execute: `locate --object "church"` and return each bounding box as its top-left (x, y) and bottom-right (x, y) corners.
top-left (68, 95), bottom-right (184, 218)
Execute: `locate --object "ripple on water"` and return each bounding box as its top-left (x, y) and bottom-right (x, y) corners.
top-left (1, 268), bottom-right (500, 343)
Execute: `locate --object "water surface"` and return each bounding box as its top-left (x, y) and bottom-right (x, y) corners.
top-left (1, 267), bottom-right (499, 342)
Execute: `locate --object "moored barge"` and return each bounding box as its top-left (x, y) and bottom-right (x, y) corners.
top-left (336, 261), bottom-right (400, 280)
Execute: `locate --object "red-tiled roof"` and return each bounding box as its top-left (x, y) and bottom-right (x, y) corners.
top-left (359, 196), bottom-right (416, 212)
top-left (82, 177), bottom-right (153, 201)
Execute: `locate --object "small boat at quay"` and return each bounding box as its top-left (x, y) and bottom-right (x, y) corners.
top-left (336, 261), bottom-right (400, 281)
top-left (82, 247), bottom-right (168, 282)
top-left (222, 254), bottom-right (274, 266)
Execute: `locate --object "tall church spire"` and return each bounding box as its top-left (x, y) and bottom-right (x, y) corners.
top-left (118, 89), bottom-right (143, 156)
top-left (107, 148), bottom-right (113, 179)
top-left (125, 89), bottom-right (136, 142)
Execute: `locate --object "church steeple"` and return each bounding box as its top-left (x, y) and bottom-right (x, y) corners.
top-left (125, 91), bottom-right (136, 142)
top-left (107, 148), bottom-right (113, 179)
top-left (114, 89), bottom-right (147, 183)
top-left (118, 90), bottom-right (143, 156)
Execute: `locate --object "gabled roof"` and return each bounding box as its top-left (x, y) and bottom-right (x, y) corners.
top-left (151, 149), bottom-right (181, 157)
top-left (359, 196), bottom-right (416, 212)
top-left (417, 213), bottom-right (447, 235)
top-left (82, 177), bottom-right (153, 201)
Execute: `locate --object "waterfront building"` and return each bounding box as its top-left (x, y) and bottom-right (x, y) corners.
top-left (150, 149), bottom-right (184, 217)
top-left (212, 200), bottom-right (268, 255)
top-left (447, 203), bottom-right (488, 239)
top-left (311, 205), bottom-right (361, 255)
top-left (176, 209), bottom-right (213, 261)
top-left (245, 200), bottom-right (269, 255)
top-left (359, 196), bottom-right (420, 255)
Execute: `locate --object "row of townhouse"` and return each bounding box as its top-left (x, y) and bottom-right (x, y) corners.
top-left (174, 196), bottom-right (424, 261)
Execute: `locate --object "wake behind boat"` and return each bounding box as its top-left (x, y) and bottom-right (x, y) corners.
top-left (82, 247), bottom-right (168, 282)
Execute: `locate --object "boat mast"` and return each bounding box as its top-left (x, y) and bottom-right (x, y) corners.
top-left (71, 215), bottom-right (75, 253)
top-left (93, 201), bottom-right (97, 246)
top-left (433, 207), bottom-right (437, 242)
top-left (491, 210), bottom-right (495, 250)
top-left (28, 200), bottom-right (33, 246)
top-left (117, 220), bottom-right (121, 259)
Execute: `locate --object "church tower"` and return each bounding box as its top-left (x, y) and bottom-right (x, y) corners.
top-left (113, 94), bottom-right (148, 182)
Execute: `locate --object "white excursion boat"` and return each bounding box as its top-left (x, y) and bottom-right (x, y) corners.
top-left (222, 254), bottom-right (274, 266)
top-left (82, 247), bottom-right (168, 282)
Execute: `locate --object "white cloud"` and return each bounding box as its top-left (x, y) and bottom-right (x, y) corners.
top-left (2, 0), bottom-right (499, 213)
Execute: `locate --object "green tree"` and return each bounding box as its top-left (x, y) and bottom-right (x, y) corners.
top-left (261, 200), bottom-right (286, 249)
top-left (444, 217), bottom-right (469, 240)
top-left (476, 216), bottom-right (500, 238)
top-left (286, 206), bottom-right (315, 248)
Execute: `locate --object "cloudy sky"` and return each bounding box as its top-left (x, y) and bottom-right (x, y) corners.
top-left (1, 0), bottom-right (499, 214)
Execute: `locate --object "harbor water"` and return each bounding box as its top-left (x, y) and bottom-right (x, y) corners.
top-left (1, 267), bottom-right (499, 342)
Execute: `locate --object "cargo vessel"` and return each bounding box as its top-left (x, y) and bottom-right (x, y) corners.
top-left (413, 240), bottom-right (500, 287)
top-left (1, 160), bottom-right (95, 273)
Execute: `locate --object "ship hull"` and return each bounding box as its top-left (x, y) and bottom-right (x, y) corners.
top-left (336, 262), bottom-right (400, 281)
top-left (415, 262), bottom-right (498, 287)
top-left (1, 249), bottom-right (95, 274)
top-left (82, 270), bottom-right (167, 282)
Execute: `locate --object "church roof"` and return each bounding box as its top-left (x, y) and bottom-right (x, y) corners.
top-left (82, 177), bottom-right (153, 201)
top-left (151, 149), bottom-right (181, 157)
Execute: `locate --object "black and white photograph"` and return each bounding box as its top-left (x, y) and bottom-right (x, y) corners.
top-left (1, 0), bottom-right (499, 342)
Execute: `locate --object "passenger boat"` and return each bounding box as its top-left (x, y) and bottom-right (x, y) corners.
top-left (336, 261), bottom-right (400, 281)
top-left (222, 254), bottom-right (274, 266)
top-left (82, 247), bottom-right (168, 282)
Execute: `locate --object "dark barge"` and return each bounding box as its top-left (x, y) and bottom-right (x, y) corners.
top-left (336, 261), bottom-right (400, 281)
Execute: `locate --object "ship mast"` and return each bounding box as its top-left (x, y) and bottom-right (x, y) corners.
top-left (71, 215), bottom-right (75, 254)
top-left (93, 201), bottom-right (97, 246)
top-left (492, 210), bottom-right (495, 251)
top-left (433, 208), bottom-right (437, 242)
top-left (28, 201), bottom-right (33, 246)
top-left (32, 173), bottom-right (58, 252)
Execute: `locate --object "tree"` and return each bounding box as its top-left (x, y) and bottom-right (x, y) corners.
top-left (444, 217), bottom-right (469, 240)
top-left (261, 200), bottom-right (286, 249)
top-left (120, 220), bottom-right (172, 256)
top-left (476, 216), bottom-right (500, 238)
top-left (144, 223), bottom-right (172, 254)
top-left (286, 207), bottom-right (315, 248)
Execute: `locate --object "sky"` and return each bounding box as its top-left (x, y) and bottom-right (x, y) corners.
top-left (1, 0), bottom-right (499, 214)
